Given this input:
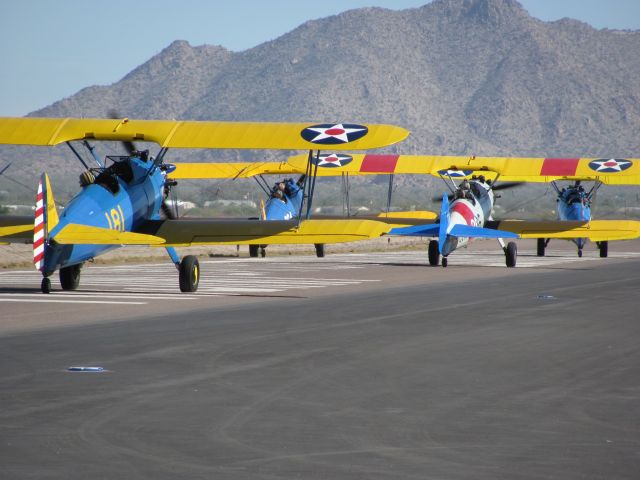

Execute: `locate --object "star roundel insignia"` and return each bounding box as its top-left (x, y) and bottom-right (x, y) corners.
top-left (300, 123), bottom-right (368, 145)
top-left (312, 153), bottom-right (353, 168)
top-left (438, 169), bottom-right (472, 178)
top-left (588, 158), bottom-right (633, 173)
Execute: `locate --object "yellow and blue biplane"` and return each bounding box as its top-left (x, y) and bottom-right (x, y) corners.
top-left (171, 153), bottom-right (640, 266)
top-left (0, 117), bottom-right (409, 292)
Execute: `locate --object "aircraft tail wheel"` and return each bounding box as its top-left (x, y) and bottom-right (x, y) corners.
top-left (249, 245), bottom-right (259, 257)
top-left (428, 240), bottom-right (440, 266)
top-left (536, 238), bottom-right (546, 257)
top-left (41, 277), bottom-right (51, 294)
top-left (60, 263), bottom-right (82, 290)
top-left (179, 255), bottom-right (200, 292)
top-left (578, 249), bottom-right (583, 258)
top-left (315, 243), bottom-right (325, 258)
top-left (599, 241), bottom-right (608, 258)
top-left (505, 241), bottom-right (517, 267)
top-left (442, 257), bottom-right (448, 268)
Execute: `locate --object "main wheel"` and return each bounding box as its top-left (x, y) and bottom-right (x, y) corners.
top-left (599, 241), bottom-right (608, 258)
top-left (249, 245), bottom-right (259, 257)
top-left (59, 263), bottom-right (82, 290)
top-left (578, 249), bottom-right (583, 258)
top-left (41, 277), bottom-right (51, 294)
top-left (505, 241), bottom-right (517, 267)
top-left (179, 255), bottom-right (200, 292)
top-left (536, 238), bottom-right (546, 257)
top-left (260, 247), bottom-right (266, 257)
top-left (315, 243), bottom-right (325, 258)
top-left (442, 256), bottom-right (448, 268)
top-left (428, 240), bottom-right (440, 266)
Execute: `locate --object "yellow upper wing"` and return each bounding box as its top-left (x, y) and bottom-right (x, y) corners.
top-left (172, 154), bottom-right (640, 184)
top-left (0, 117), bottom-right (408, 151)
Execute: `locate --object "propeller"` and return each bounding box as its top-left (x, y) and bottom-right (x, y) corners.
top-left (107, 110), bottom-right (178, 219)
top-left (107, 110), bottom-right (136, 155)
top-left (431, 180), bottom-right (523, 202)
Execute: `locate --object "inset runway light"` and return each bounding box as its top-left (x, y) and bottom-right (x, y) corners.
top-left (536, 295), bottom-right (556, 300)
top-left (67, 366), bottom-right (105, 372)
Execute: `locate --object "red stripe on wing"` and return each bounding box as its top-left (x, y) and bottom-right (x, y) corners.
top-left (359, 154), bottom-right (399, 173)
top-left (540, 158), bottom-right (580, 176)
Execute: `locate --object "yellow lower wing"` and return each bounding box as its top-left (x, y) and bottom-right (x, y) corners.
top-left (495, 220), bottom-right (640, 241)
top-left (54, 224), bottom-right (166, 245)
top-left (142, 218), bottom-right (391, 246)
top-left (0, 216), bottom-right (33, 244)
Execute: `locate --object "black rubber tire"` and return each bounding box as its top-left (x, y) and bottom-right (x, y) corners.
top-left (260, 247), bottom-right (266, 257)
top-left (599, 241), bottom-right (608, 258)
top-left (506, 241), bottom-right (517, 267)
top-left (315, 244), bottom-right (325, 258)
top-left (249, 245), bottom-right (259, 257)
top-left (578, 249), bottom-right (583, 258)
top-left (428, 240), bottom-right (440, 266)
top-left (59, 264), bottom-right (81, 290)
top-left (442, 257), bottom-right (448, 268)
top-left (179, 255), bottom-right (200, 293)
top-left (41, 277), bottom-right (51, 294)
top-left (536, 238), bottom-right (546, 257)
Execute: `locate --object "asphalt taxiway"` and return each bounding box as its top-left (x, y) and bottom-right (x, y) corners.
top-left (1, 243), bottom-right (639, 479)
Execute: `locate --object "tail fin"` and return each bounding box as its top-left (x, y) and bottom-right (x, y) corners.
top-left (438, 194), bottom-right (450, 254)
top-left (33, 173), bottom-right (58, 271)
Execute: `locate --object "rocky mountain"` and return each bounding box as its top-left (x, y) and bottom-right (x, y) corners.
top-left (2, 0), bottom-right (640, 202)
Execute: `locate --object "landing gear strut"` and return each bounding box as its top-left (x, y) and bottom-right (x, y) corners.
top-left (179, 255), bottom-right (200, 292)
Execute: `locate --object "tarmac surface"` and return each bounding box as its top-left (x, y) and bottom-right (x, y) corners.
top-left (1, 241), bottom-right (639, 479)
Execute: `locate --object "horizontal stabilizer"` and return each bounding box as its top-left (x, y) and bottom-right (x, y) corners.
top-left (388, 224), bottom-right (441, 237)
top-left (449, 224), bottom-right (519, 239)
top-left (54, 224), bottom-right (166, 245)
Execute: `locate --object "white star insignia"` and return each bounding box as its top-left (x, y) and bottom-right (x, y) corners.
top-left (591, 159), bottom-right (631, 172)
top-left (306, 124), bottom-right (367, 143)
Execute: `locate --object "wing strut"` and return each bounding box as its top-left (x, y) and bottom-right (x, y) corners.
top-left (341, 172), bottom-right (351, 217)
top-left (386, 173), bottom-right (395, 215)
top-left (65, 142), bottom-right (91, 170)
top-left (298, 150), bottom-right (320, 224)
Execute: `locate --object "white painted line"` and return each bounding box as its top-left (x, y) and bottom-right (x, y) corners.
top-left (0, 299), bottom-right (146, 305)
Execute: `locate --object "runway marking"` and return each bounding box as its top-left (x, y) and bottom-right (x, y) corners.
top-left (1, 249), bottom-right (637, 305)
top-left (0, 298), bottom-right (146, 305)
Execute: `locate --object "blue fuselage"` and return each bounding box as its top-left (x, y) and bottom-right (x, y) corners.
top-left (557, 187), bottom-right (591, 249)
top-left (42, 157), bottom-right (165, 275)
top-left (264, 179), bottom-right (304, 220)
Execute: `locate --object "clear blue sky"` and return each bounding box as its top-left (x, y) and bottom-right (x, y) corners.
top-left (1, 0), bottom-right (638, 116)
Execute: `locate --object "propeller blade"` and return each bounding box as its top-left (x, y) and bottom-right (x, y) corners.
top-left (432, 193), bottom-right (454, 203)
top-left (492, 182), bottom-right (522, 191)
top-left (107, 110), bottom-right (137, 155)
